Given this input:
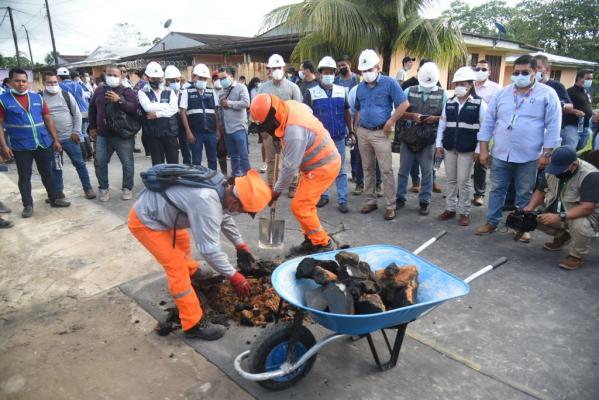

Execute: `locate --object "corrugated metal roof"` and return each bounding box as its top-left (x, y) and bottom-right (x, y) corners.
top-left (506, 51), bottom-right (598, 67)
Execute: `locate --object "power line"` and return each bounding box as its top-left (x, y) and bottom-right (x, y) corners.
top-left (0, 10), bottom-right (8, 28)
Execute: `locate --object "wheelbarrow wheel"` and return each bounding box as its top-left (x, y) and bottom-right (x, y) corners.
top-left (248, 321), bottom-right (317, 391)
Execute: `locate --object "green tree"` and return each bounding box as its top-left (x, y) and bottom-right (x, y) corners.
top-left (0, 52), bottom-right (33, 68)
top-left (441, 0), bottom-right (515, 38)
top-left (262, 0), bottom-right (467, 74)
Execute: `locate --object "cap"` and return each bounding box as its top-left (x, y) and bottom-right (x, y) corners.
top-left (546, 147), bottom-right (577, 175)
top-left (402, 56), bottom-right (416, 64)
top-left (57, 67), bottom-right (70, 76)
top-left (234, 169), bottom-right (271, 213)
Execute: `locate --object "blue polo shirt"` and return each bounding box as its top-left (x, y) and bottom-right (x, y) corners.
top-left (355, 74), bottom-right (407, 128)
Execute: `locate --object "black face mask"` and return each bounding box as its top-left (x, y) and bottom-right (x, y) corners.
top-left (556, 168), bottom-right (576, 181)
top-left (256, 107), bottom-right (280, 136)
top-left (339, 67), bottom-right (349, 75)
top-left (149, 79), bottom-right (162, 89)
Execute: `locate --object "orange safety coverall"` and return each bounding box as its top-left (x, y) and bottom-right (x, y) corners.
top-left (128, 208), bottom-right (202, 330)
top-left (279, 101), bottom-right (341, 246)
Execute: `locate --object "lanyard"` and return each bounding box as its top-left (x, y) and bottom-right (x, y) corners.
top-left (508, 85), bottom-right (534, 129)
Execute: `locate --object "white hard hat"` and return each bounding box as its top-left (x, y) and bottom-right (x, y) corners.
top-left (418, 62), bottom-right (440, 88)
top-left (57, 67), bottom-right (70, 77)
top-left (145, 61), bottom-right (164, 78)
top-left (192, 63), bottom-right (210, 79)
top-left (452, 66), bottom-right (476, 83)
top-left (358, 49), bottom-right (380, 71)
top-left (317, 56), bottom-right (337, 71)
top-left (267, 54), bottom-right (285, 68)
top-left (164, 65), bottom-right (181, 79)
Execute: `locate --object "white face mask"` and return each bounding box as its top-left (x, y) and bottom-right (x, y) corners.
top-left (298, 70), bottom-right (305, 80)
top-left (105, 76), bottom-right (121, 88)
top-left (475, 70), bottom-right (488, 82)
top-left (45, 85), bottom-right (60, 94)
top-left (454, 86), bottom-right (468, 97)
top-left (272, 69), bottom-right (285, 81)
top-left (213, 80), bottom-right (222, 90)
top-left (363, 71), bottom-right (378, 83)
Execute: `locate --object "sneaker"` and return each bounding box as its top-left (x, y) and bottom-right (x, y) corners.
top-left (99, 189), bottom-right (110, 202)
top-left (183, 317), bottom-right (226, 341)
top-left (375, 185), bottom-right (383, 198)
top-left (419, 203), bottom-right (429, 216)
top-left (260, 163), bottom-right (267, 173)
top-left (476, 222), bottom-right (497, 235)
top-left (543, 232), bottom-right (571, 251)
top-left (353, 184), bottom-right (364, 195)
top-left (50, 198), bottom-right (71, 208)
top-left (337, 203), bottom-right (349, 214)
top-left (122, 188), bottom-right (133, 200)
top-left (558, 255), bottom-right (584, 270)
top-left (316, 197), bottom-right (329, 208)
top-left (84, 189), bottom-right (96, 200)
top-left (0, 217), bottom-right (13, 228)
top-left (0, 201), bottom-right (11, 213)
top-left (22, 205), bottom-right (33, 218)
top-left (433, 183), bottom-right (442, 193)
top-left (518, 231), bottom-right (531, 243)
top-left (395, 199), bottom-right (405, 210)
top-left (471, 196), bottom-right (484, 207)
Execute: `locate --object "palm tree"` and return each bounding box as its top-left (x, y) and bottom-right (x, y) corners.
top-left (262, 0), bottom-right (467, 74)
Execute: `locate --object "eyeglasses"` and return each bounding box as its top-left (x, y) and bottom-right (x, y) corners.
top-left (474, 67), bottom-right (488, 72)
top-left (512, 70), bottom-right (531, 76)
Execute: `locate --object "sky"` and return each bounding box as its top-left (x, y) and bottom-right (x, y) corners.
top-left (0, 0), bottom-right (517, 63)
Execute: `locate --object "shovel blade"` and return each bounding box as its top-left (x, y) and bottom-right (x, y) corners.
top-left (258, 217), bottom-right (285, 250)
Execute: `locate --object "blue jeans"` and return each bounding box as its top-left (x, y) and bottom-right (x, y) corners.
top-left (321, 138), bottom-right (348, 205)
top-left (486, 158), bottom-right (538, 226)
top-left (352, 144), bottom-right (381, 186)
top-left (396, 143), bottom-right (434, 204)
top-left (224, 129), bottom-right (250, 176)
top-left (190, 133), bottom-right (217, 170)
top-left (410, 160), bottom-right (420, 183)
top-left (562, 125), bottom-right (591, 151)
top-left (94, 135), bottom-right (134, 190)
top-left (52, 138), bottom-right (93, 192)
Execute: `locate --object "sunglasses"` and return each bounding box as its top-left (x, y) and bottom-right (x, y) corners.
top-left (474, 67), bottom-right (488, 72)
top-left (512, 70), bottom-right (532, 76)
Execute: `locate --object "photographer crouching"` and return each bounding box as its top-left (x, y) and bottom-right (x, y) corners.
top-left (522, 146), bottom-right (599, 270)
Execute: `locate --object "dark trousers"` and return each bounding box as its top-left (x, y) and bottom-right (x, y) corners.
top-left (473, 160), bottom-right (487, 197)
top-left (140, 130), bottom-right (150, 156)
top-left (178, 127), bottom-right (192, 165)
top-left (147, 136), bottom-right (179, 166)
top-left (13, 146), bottom-right (56, 206)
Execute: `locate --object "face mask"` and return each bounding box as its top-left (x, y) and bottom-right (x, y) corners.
top-left (272, 69), bottom-right (285, 81)
top-left (45, 85), bottom-right (60, 94)
top-left (149, 80), bottom-right (162, 89)
top-left (363, 71), bottom-right (378, 83)
top-left (584, 79), bottom-right (592, 89)
top-left (195, 80), bottom-right (207, 90)
top-left (213, 80), bottom-right (222, 90)
top-left (11, 88), bottom-right (28, 95)
top-left (322, 75), bottom-right (335, 86)
top-left (474, 70), bottom-right (488, 82)
top-left (454, 86), bottom-right (468, 97)
top-left (105, 76), bottom-right (121, 88)
top-left (298, 71), bottom-right (305, 80)
top-left (339, 67), bottom-right (349, 76)
top-left (535, 71), bottom-right (545, 82)
top-left (169, 82), bottom-right (180, 92)
top-left (256, 108), bottom-right (280, 136)
top-left (511, 74), bottom-right (532, 88)
top-left (556, 168), bottom-right (576, 181)
top-left (220, 78), bottom-right (231, 89)
top-left (83, 77), bottom-right (90, 83)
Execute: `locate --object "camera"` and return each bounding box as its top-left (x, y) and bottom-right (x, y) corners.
top-left (505, 209), bottom-right (541, 241)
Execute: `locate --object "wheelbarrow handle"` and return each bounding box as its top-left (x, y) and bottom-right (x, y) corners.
top-left (464, 257), bottom-right (508, 284)
top-left (413, 230), bottom-right (447, 255)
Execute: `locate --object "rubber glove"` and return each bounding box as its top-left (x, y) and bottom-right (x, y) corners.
top-left (230, 271), bottom-right (251, 297)
top-left (236, 243), bottom-right (256, 273)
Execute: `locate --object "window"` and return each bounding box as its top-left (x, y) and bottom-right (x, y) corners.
top-left (550, 70), bottom-right (562, 82)
top-left (486, 55), bottom-right (502, 83)
top-left (469, 53), bottom-right (479, 66)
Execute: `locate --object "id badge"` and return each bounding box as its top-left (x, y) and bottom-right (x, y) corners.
top-left (508, 114), bottom-right (518, 129)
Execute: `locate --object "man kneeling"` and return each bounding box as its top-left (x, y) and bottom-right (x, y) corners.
top-left (523, 147), bottom-right (599, 270)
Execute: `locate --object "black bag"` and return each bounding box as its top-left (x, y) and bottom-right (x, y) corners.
top-left (105, 90), bottom-right (141, 139)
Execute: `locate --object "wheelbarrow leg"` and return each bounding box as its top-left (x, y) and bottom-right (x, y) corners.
top-left (286, 308), bottom-right (305, 364)
top-left (365, 323), bottom-right (408, 371)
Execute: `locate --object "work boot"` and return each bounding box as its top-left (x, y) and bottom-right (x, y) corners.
top-left (290, 239), bottom-right (335, 256)
top-left (337, 203), bottom-right (349, 214)
top-left (458, 214), bottom-right (470, 226)
top-left (183, 317), bottom-right (226, 341)
top-left (0, 201), bottom-right (11, 213)
top-left (0, 217), bottom-right (13, 229)
top-left (419, 202), bottom-right (429, 216)
top-left (437, 210), bottom-right (456, 221)
top-left (558, 255), bottom-right (584, 270)
top-left (471, 195), bottom-right (484, 207)
top-left (360, 204), bottom-right (378, 214)
top-left (50, 198), bottom-right (71, 208)
top-left (375, 185), bottom-right (383, 198)
top-left (22, 205), bottom-right (33, 218)
top-left (543, 232), bottom-right (571, 251)
top-left (476, 222), bottom-right (497, 235)
top-left (84, 188), bottom-right (96, 200)
top-left (384, 209), bottom-right (396, 220)
top-left (353, 183), bottom-right (364, 195)
top-left (316, 197), bottom-right (329, 208)
top-left (409, 182), bottom-right (420, 193)
top-left (433, 183), bottom-right (442, 193)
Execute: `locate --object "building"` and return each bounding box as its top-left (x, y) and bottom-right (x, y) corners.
top-left (63, 45), bottom-right (149, 82)
top-left (505, 52), bottom-right (597, 86)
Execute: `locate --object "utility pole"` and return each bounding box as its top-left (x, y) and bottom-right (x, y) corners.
top-left (44, 0), bottom-right (59, 67)
top-left (7, 7), bottom-right (21, 67)
top-left (22, 25), bottom-right (34, 66)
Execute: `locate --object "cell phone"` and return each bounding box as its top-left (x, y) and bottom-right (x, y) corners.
top-left (419, 114), bottom-right (430, 121)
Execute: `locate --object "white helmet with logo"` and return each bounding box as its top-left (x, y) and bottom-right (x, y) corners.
top-left (317, 56), bottom-right (337, 71)
top-left (192, 64), bottom-right (210, 79)
top-left (452, 66), bottom-right (477, 83)
top-left (164, 65), bottom-right (181, 79)
top-left (418, 62), bottom-right (440, 88)
top-left (57, 67), bottom-right (70, 77)
top-left (358, 49), bottom-right (380, 71)
top-left (145, 61), bottom-right (164, 78)
top-left (267, 54), bottom-right (286, 68)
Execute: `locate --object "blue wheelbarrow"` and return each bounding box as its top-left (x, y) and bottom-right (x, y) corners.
top-left (234, 231), bottom-right (507, 390)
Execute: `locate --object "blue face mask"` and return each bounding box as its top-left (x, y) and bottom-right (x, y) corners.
top-left (195, 80), bottom-right (207, 90)
top-left (584, 79), bottom-right (592, 89)
top-left (220, 78), bottom-right (231, 89)
top-left (169, 82), bottom-right (180, 92)
top-left (321, 75), bottom-right (335, 86)
top-left (511, 74), bottom-right (532, 88)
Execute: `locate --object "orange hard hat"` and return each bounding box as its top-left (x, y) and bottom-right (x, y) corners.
top-left (234, 169), bottom-right (271, 213)
top-left (250, 93), bottom-right (288, 138)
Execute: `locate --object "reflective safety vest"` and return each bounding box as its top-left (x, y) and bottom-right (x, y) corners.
top-left (442, 96), bottom-right (481, 153)
top-left (307, 83), bottom-right (347, 140)
top-left (185, 87), bottom-right (217, 134)
top-left (284, 100), bottom-right (340, 172)
top-left (140, 89), bottom-right (179, 138)
top-left (400, 86), bottom-right (445, 152)
top-left (0, 91), bottom-right (52, 151)
top-left (59, 79), bottom-right (88, 113)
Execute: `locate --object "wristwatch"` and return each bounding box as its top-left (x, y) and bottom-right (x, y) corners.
top-left (560, 211), bottom-right (567, 222)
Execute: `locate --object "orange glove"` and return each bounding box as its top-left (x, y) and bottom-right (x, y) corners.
top-left (230, 271), bottom-right (251, 297)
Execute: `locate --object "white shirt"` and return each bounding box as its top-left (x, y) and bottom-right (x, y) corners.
top-left (137, 88), bottom-right (178, 118)
top-left (436, 95), bottom-right (487, 152)
top-left (178, 88), bottom-right (219, 110)
top-left (395, 68), bottom-right (407, 82)
top-left (474, 79), bottom-right (501, 105)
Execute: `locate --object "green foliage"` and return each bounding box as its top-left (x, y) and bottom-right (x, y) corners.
top-left (0, 52), bottom-right (33, 68)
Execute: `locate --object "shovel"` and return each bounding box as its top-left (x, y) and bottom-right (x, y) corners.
top-left (259, 153), bottom-right (285, 250)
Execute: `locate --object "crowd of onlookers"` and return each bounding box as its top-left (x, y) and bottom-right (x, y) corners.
top-left (0, 50), bottom-right (597, 269)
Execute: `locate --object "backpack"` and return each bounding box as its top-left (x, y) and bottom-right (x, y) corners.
top-left (105, 87), bottom-right (141, 139)
top-left (140, 164), bottom-right (227, 247)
